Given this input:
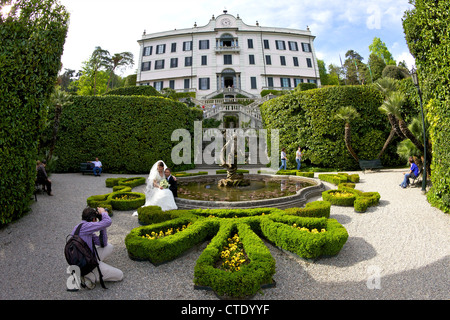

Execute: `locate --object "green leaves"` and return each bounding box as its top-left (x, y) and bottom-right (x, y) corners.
top-left (51, 95), bottom-right (198, 173)
top-left (404, 1), bottom-right (450, 212)
top-left (0, 0), bottom-right (69, 225)
top-left (260, 85), bottom-right (397, 170)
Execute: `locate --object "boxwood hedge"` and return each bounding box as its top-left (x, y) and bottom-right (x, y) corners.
top-left (404, 1), bottom-right (450, 213)
top-left (0, 0), bottom-right (69, 225)
top-left (52, 95), bottom-right (203, 173)
top-left (194, 221), bottom-right (276, 298)
top-left (124, 202), bottom-right (348, 298)
top-left (260, 85), bottom-right (404, 171)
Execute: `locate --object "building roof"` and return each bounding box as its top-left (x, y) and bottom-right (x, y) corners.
top-left (138, 11), bottom-right (315, 43)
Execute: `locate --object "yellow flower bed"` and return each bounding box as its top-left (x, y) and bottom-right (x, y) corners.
top-left (291, 223), bottom-right (326, 234)
top-left (141, 222), bottom-right (192, 240)
top-left (220, 234), bottom-right (248, 272)
top-left (113, 194), bottom-right (140, 201)
top-left (330, 191), bottom-right (354, 198)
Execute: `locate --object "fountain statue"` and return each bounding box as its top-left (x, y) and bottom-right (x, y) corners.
top-left (218, 130), bottom-right (250, 188)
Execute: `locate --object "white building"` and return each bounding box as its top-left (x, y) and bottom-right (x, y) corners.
top-left (137, 10), bottom-right (320, 98)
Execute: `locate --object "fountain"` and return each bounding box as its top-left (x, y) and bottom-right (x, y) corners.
top-left (217, 131), bottom-right (250, 188)
top-left (175, 131), bottom-right (325, 209)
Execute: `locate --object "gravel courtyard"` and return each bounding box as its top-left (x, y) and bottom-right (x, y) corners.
top-left (0, 168), bottom-right (448, 300)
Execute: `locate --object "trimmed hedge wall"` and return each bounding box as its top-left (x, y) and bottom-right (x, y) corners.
top-left (404, 1), bottom-right (450, 213)
top-left (52, 95), bottom-right (202, 173)
top-left (0, 0), bottom-right (69, 225)
top-left (103, 86), bottom-right (161, 97)
top-left (260, 85), bottom-right (404, 170)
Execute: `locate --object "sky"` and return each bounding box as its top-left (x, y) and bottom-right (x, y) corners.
top-left (57, 0), bottom-right (416, 77)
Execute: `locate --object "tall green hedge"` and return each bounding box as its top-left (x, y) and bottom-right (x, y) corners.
top-left (103, 85), bottom-right (161, 97)
top-left (260, 85), bottom-right (404, 170)
top-left (403, 1), bottom-right (450, 213)
top-left (0, 1), bottom-right (69, 225)
top-left (52, 95), bottom-right (202, 173)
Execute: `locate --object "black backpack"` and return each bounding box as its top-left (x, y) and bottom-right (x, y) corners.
top-left (65, 223), bottom-right (106, 289)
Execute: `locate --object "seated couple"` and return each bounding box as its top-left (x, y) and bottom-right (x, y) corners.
top-left (400, 156), bottom-right (420, 188)
top-left (133, 160), bottom-right (178, 216)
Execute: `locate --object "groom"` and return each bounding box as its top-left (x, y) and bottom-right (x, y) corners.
top-left (164, 168), bottom-right (177, 198)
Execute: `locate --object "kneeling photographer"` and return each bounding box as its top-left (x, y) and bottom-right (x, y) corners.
top-left (70, 207), bottom-right (123, 289)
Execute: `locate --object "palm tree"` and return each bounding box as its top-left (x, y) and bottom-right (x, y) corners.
top-left (105, 52), bottom-right (134, 91)
top-left (379, 91), bottom-right (406, 140)
top-left (379, 91), bottom-right (432, 161)
top-left (47, 87), bottom-right (73, 162)
top-left (335, 106), bottom-right (360, 162)
top-left (375, 77), bottom-right (398, 98)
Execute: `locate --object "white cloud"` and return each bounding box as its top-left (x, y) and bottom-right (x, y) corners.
top-left (395, 51), bottom-right (416, 69)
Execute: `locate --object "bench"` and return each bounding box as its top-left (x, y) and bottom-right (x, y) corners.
top-left (359, 159), bottom-right (383, 173)
top-left (33, 180), bottom-right (46, 201)
top-left (411, 167), bottom-right (424, 187)
top-left (80, 162), bottom-right (95, 175)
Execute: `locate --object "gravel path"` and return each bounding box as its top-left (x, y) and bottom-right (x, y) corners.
top-left (0, 168), bottom-right (448, 300)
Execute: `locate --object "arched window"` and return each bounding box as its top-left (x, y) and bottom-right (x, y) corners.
top-left (219, 34), bottom-right (236, 47)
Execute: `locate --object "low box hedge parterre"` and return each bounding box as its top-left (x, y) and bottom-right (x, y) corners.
top-left (124, 201), bottom-right (348, 298)
top-left (322, 183), bottom-right (381, 213)
top-left (86, 176), bottom-right (352, 298)
top-left (87, 177), bottom-right (146, 212)
top-left (193, 220), bottom-right (276, 299)
top-left (318, 172), bottom-right (360, 185)
top-left (276, 170), bottom-right (315, 178)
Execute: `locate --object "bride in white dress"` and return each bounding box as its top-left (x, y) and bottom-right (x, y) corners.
top-left (132, 160), bottom-right (177, 215)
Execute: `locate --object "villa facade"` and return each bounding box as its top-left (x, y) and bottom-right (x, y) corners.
top-left (137, 11), bottom-right (320, 99)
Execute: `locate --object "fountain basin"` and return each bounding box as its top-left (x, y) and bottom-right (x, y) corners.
top-left (175, 174), bottom-right (325, 209)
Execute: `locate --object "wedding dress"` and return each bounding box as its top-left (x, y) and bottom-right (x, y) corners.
top-left (132, 160), bottom-right (177, 216)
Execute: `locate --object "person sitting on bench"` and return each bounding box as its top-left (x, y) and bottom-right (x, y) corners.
top-left (400, 156), bottom-right (419, 188)
top-left (89, 158), bottom-right (102, 177)
top-left (37, 160), bottom-right (53, 196)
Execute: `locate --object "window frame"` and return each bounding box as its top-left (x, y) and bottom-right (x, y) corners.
top-left (185, 56), bottom-right (192, 67)
top-left (199, 40), bottom-right (210, 50)
top-left (280, 77), bottom-right (291, 88)
top-left (249, 54), bottom-right (255, 65)
top-left (141, 61), bottom-right (151, 71)
top-left (250, 77), bottom-right (257, 89)
top-left (154, 59), bottom-right (165, 70)
top-left (143, 46), bottom-right (153, 56)
top-left (170, 57), bottom-right (178, 68)
top-left (156, 44), bottom-right (166, 54)
top-left (199, 77), bottom-right (210, 90)
top-left (288, 41), bottom-right (299, 51)
top-left (275, 40), bottom-right (286, 50)
top-left (183, 41), bottom-right (193, 51)
top-left (224, 54), bottom-right (232, 65)
top-left (302, 42), bottom-right (312, 52)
